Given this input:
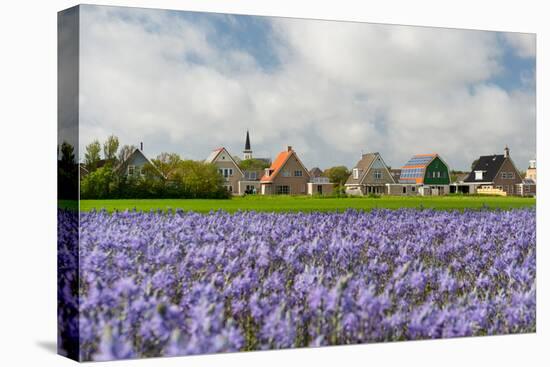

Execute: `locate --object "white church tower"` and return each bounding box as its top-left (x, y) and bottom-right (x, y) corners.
top-left (243, 130), bottom-right (252, 160)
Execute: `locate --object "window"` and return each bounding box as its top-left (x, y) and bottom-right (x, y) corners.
top-left (525, 185), bottom-right (530, 193)
top-left (496, 185), bottom-right (503, 190)
top-left (225, 185), bottom-right (232, 192)
top-left (282, 170), bottom-right (290, 177)
top-left (353, 168), bottom-right (360, 179)
top-left (507, 172), bottom-right (515, 179)
top-left (294, 170), bottom-right (303, 177)
top-left (276, 185), bottom-right (290, 195)
top-left (475, 171), bottom-right (484, 180)
top-left (501, 172), bottom-right (507, 179)
top-left (402, 186), bottom-right (407, 194)
top-left (220, 168), bottom-right (234, 178)
top-left (412, 186), bottom-right (416, 192)
top-left (317, 185), bottom-right (323, 194)
top-left (432, 172), bottom-right (437, 178)
top-left (128, 165), bottom-right (135, 176)
top-left (374, 170), bottom-right (382, 180)
top-left (436, 171), bottom-right (441, 178)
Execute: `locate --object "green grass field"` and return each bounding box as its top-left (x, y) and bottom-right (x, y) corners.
top-left (78, 195), bottom-right (536, 213)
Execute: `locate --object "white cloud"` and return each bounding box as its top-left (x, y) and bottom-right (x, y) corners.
top-left (504, 32), bottom-right (536, 58)
top-left (78, 6), bottom-right (535, 171)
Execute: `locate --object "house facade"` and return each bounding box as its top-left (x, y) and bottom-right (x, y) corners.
top-left (389, 153), bottom-right (451, 196)
top-left (525, 159), bottom-right (536, 182)
top-left (307, 177), bottom-right (335, 196)
top-left (462, 147), bottom-right (522, 196)
top-left (116, 148), bottom-right (163, 179)
top-left (260, 146), bottom-right (311, 195)
top-left (239, 169), bottom-right (263, 195)
top-left (345, 152), bottom-right (395, 195)
top-left (205, 147), bottom-right (244, 195)
top-left (517, 178), bottom-right (536, 197)
top-left (518, 159), bottom-right (537, 197)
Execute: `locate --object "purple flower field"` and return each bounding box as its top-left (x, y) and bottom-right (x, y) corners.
top-left (59, 208), bottom-right (536, 361)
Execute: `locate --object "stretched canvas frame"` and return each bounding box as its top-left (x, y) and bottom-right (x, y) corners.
top-left (58, 4), bottom-right (536, 362)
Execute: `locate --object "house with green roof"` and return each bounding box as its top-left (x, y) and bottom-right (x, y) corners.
top-left (388, 153), bottom-right (451, 196)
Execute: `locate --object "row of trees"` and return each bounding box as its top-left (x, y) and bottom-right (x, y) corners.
top-left (80, 136), bottom-right (230, 199)
top-left (80, 159), bottom-right (230, 199)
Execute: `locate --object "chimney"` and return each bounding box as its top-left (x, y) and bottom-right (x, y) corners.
top-left (140, 142), bottom-right (143, 151)
top-left (287, 145), bottom-right (292, 152)
top-left (504, 146), bottom-right (510, 158)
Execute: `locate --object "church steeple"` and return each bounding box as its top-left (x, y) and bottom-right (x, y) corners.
top-left (245, 130), bottom-right (251, 150)
top-left (243, 130), bottom-right (252, 160)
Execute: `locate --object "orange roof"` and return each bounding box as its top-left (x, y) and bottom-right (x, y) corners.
top-left (260, 150), bottom-right (293, 182)
top-left (399, 176), bottom-right (425, 184)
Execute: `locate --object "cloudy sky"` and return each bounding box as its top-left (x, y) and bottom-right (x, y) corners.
top-left (78, 5), bottom-right (535, 171)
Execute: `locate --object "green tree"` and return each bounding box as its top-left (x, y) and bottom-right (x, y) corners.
top-left (58, 141), bottom-right (78, 200)
top-left (103, 135), bottom-right (119, 161)
top-left (80, 165), bottom-right (116, 199)
top-left (239, 158), bottom-right (270, 171)
top-left (151, 152), bottom-right (183, 180)
top-left (84, 140), bottom-right (101, 171)
top-left (324, 166), bottom-right (350, 187)
top-left (177, 160), bottom-right (228, 198)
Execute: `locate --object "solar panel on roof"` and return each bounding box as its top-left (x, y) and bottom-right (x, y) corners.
top-left (401, 167), bottom-right (425, 179)
top-left (407, 156), bottom-right (433, 165)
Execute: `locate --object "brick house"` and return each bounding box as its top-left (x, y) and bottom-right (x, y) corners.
top-left (463, 147), bottom-right (522, 196)
top-left (260, 146), bottom-right (311, 195)
top-left (205, 147), bottom-right (244, 195)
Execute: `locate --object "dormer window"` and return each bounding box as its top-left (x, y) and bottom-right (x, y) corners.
top-left (475, 170), bottom-right (484, 180)
top-left (128, 165), bottom-right (135, 176)
top-left (353, 168), bottom-right (360, 179)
